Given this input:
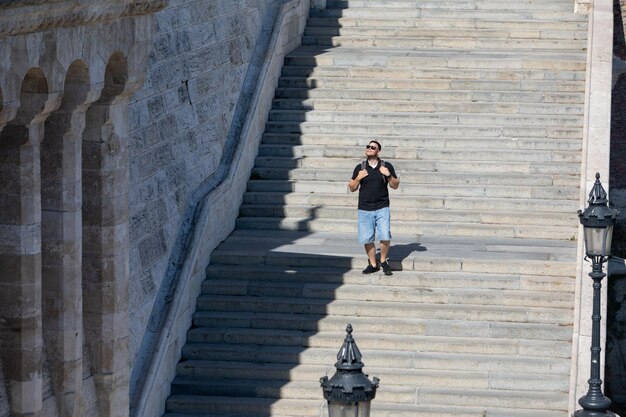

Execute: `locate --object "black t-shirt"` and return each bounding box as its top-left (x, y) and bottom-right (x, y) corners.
top-left (352, 159), bottom-right (397, 211)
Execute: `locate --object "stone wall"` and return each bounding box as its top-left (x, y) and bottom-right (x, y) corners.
top-left (607, 0), bottom-right (626, 413)
top-left (612, 0), bottom-right (626, 257)
top-left (126, 0), bottom-right (312, 416)
top-left (0, 2), bottom-right (162, 415)
top-left (127, 0), bottom-right (275, 362)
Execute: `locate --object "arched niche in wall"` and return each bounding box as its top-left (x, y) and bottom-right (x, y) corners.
top-left (0, 66), bottom-right (49, 417)
top-left (40, 59), bottom-right (90, 417)
top-left (81, 50), bottom-right (132, 417)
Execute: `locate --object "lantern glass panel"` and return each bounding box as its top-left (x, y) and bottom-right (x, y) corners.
top-left (583, 225), bottom-right (614, 257)
top-left (327, 401), bottom-right (371, 417)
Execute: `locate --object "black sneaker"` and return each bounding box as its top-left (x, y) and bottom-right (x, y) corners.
top-left (381, 259), bottom-right (393, 276)
top-left (362, 263), bottom-right (380, 274)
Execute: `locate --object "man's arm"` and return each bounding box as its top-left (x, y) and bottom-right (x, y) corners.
top-left (388, 175), bottom-right (400, 189)
top-left (349, 169), bottom-right (368, 192)
top-left (379, 165), bottom-right (400, 189)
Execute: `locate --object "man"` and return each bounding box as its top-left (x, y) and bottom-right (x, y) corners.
top-left (348, 140), bottom-right (400, 275)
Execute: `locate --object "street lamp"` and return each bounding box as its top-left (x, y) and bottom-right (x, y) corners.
top-left (575, 173), bottom-right (619, 417)
top-left (320, 324), bottom-right (379, 417)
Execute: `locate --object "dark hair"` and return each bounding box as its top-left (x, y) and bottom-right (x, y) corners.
top-left (369, 140), bottom-right (381, 151)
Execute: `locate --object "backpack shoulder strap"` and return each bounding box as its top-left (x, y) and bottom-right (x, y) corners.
top-left (361, 160), bottom-right (366, 170)
top-left (380, 159), bottom-right (386, 167)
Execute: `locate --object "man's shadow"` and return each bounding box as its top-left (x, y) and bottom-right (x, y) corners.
top-left (382, 242), bottom-right (426, 271)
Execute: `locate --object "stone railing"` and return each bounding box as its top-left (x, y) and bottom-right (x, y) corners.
top-left (570, 0), bottom-right (615, 412)
top-left (128, 1), bottom-right (312, 416)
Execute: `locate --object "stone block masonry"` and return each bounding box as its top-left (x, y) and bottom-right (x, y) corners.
top-left (127, 0), bottom-right (272, 364)
top-left (127, 0), bottom-right (276, 366)
top-left (0, 1), bottom-right (164, 416)
top-left (127, 1), bottom-right (311, 416)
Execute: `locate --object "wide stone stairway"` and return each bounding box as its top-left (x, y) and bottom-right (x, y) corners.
top-left (164, 0), bottom-right (588, 416)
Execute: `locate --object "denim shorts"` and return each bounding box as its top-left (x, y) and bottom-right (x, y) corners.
top-left (358, 207), bottom-right (391, 244)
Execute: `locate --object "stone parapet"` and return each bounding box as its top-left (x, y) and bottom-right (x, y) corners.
top-left (0, 0), bottom-right (165, 36)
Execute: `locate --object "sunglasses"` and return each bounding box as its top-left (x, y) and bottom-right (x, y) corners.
top-left (365, 145), bottom-right (379, 150)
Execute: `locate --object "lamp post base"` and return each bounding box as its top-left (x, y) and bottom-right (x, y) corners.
top-left (574, 411), bottom-right (617, 417)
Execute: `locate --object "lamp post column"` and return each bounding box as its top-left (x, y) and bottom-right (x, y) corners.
top-left (575, 173), bottom-right (619, 417)
top-left (575, 257), bottom-right (614, 416)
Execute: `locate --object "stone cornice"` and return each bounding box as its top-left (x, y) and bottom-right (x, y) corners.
top-left (0, 0), bottom-right (166, 36)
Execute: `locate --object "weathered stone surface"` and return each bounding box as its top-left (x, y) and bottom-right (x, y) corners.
top-left (126, 0), bottom-right (282, 371)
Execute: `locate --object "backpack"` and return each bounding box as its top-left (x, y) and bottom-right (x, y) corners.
top-left (360, 159), bottom-right (386, 170)
top-left (361, 159), bottom-right (388, 182)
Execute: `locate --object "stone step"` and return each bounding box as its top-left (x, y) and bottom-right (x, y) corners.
top-left (170, 378), bottom-right (503, 401)
top-left (276, 76), bottom-right (584, 92)
top-left (280, 64), bottom-right (585, 81)
top-left (307, 16), bottom-right (587, 32)
top-left (207, 230), bottom-right (576, 277)
top-left (250, 166), bottom-right (578, 185)
top-left (163, 400), bottom-right (568, 417)
top-left (167, 384), bottom-right (569, 413)
top-left (190, 310), bottom-right (573, 341)
top-left (197, 276), bottom-right (575, 307)
top-left (164, 402), bottom-right (567, 417)
top-left (171, 365), bottom-right (567, 395)
top-left (172, 378), bottom-right (503, 403)
top-left (254, 155), bottom-right (581, 174)
top-left (272, 98), bottom-right (584, 116)
top-left (308, 8), bottom-right (585, 21)
top-left (218, 228), bottom-right (576, 255)
top-left (166, 396), bottom-right (321, 416)
top-left (184, 328), bottom-right (571, 358)
top-left (284, 46), bottom-right (586, 71)
top-left (266, 110), bottom-right (583, 128)
top-left (210, 231), bottom-right (577, 273)
top-left (238, 204), bottom-right (577, 228)
top-left (204, 264), bottom-right (575, 293)
top-left (176, 342), bottom-right (571, 379)
top-left (198, 255), bottom-right (577, 307)
top-left (416, 387), bottom-right (567, 410)
top-left (256, 144), bottom-right (581, 161)
top-left (261, 133), bottom-right (583, 150)
top-left (257, 147), bottom-right (580, 165)
top-left (235, 216), bottom-right (578, 239)
top-left (196, 294), bottom-right (573, 325)
top-left (303, 26), bottom-right (587, 41)
top-left (275, 87), bottom-right (584, 105)
top-left (325, 0), bottom-right (577, 10)
top-left (264, 121), bottom-right (582, 139)
top-left (242, 192), bottom-right (579, 213)
top-left (246, 179), bottom-right (579, 200)
top-left (302, 35), bottom-right (585, 50)
top-left (198, 290), bottom-right (573, 324)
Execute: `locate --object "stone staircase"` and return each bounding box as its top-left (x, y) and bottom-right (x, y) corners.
top-left (163, 0), bottom-right (588, 416)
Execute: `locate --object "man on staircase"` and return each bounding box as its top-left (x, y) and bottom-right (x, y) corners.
top-left (348, 140), bottom-right (400, 276)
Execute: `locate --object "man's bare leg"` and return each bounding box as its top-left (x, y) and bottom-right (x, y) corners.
top-left (365, 243), bottom-right (377, 267)
top-left (380, 240), bottom-right (391, 262)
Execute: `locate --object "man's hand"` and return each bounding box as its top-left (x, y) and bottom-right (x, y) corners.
top-left (348, 169), bottom-right (368, 192)
top-left (380, 166), bottom-right (400, 189)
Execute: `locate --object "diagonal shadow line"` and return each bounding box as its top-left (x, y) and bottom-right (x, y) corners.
top-left (159, 3), bottom-right (426, 416)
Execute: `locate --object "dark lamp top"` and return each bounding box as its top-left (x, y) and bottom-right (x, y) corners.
top-left (578, 173), bottom-right (618, 229)
top-left (335, 324), bottom-right (364, 371)
top-left (320, 324), bottom-right (379, 404)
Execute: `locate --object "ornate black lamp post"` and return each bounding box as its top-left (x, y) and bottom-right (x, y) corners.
top-left (575, 173), bottom-right (619, 417)
top-left (320, 324), bottom-right (379, 417)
